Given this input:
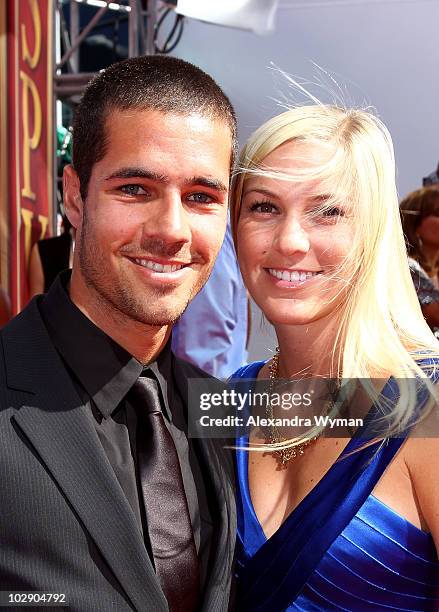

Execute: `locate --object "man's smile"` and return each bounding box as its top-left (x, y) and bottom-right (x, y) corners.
top-left (130, 257), bottom-right (188, 273)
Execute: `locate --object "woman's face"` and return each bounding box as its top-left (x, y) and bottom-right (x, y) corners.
top-left (416, 214), bottom-right (439, 249)
top-left (237, 141), bottom-right (355, 327)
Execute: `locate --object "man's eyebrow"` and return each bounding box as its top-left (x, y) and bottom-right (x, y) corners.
top-left (103, 169), bottom-right (228, 193)
top-left (104, 168), bottom-right (169, 183)
top-left (185, 177), bottom-right (228, 194)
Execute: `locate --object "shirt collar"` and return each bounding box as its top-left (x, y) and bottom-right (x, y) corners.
top-left (39, 271), bottom-right (173, 420)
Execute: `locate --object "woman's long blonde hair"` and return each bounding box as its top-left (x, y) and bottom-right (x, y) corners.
top-left (231, 105), bottom-right (439, 437)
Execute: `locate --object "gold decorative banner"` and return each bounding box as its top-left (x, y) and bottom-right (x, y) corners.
top-left (5, 0), bottom-right (53, 313)
top-left (0, 0), bottom-right (8, 292)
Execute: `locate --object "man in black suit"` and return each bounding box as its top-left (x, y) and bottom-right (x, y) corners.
top-left (0, 56), bottom-right (236, 611)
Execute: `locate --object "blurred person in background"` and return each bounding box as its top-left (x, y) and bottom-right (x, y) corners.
top-left (28, 215), bottom-right (75, 297)
top-left (400, 187), bottom-right (439, 337)
top-left (423, 161), bottom-right (439, 187)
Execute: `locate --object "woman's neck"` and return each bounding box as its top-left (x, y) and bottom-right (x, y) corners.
top-left (274, 314), bottom-right (342, 378)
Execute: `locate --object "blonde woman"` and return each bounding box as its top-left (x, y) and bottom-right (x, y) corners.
top-left (231, 106), bottom-right (439, 610)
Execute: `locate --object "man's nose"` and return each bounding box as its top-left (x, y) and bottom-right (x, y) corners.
top-left (142, 192), bottom-right (191, 250)
top-left (273, 216), bottom-right (310, 256)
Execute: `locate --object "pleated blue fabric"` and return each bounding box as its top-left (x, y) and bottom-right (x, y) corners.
top-left (233, 361), bottom-right (439, 611)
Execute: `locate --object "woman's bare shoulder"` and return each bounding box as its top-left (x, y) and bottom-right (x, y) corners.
top-left (403, 429), bottom-right (439, 550)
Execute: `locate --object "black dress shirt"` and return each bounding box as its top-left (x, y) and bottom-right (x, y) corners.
top-left (39, 272), bottom-right (213, 587)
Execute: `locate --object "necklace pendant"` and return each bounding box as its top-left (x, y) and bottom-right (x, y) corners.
top-left (265, 347), bottom-right (337, 466)
top-left (277, 446), bottom-right (296, 466)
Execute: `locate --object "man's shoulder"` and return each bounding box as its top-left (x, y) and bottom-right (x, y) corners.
top-left (1, 297), bottom-right (47, 358)
top-left (1, 296), bottom-right (44, 338)
top-left (171, 352), bottom-right (216, 380)
top-left (0, 297), bottom-right (53, 397)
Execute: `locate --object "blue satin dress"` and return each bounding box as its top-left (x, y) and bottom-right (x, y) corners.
top-left (234, 361), bottom-right (439, 611)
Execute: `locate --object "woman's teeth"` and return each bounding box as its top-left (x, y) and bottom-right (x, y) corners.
top-left (268, 269), bottom-right (319, 282)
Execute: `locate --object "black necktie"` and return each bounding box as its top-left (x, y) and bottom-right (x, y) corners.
top-left (129, 376), bottom-right (200, 612)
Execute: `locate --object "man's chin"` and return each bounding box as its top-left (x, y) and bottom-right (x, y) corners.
top-left (137, 315), bottom-right (180, 327)
top-left (128, 284), bottom-right (208, 326)
top-left (83, 273), bottom-right (200, 328)
top-left (119, 300), bottom-right (189, 328)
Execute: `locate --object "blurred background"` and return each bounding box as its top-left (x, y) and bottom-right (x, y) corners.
top-left (1, 0), bottom-right (438, 365)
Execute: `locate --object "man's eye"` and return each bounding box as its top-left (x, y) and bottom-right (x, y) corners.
top-left (250, 201), bottom-right (278, 214)
top-left (120, 184), bottom-right (148, 196)
top-left (186, 193), bottom-right (215, 204)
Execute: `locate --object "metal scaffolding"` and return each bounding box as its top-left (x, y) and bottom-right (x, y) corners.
top-left (51, 0), bottom-right (158, 229)
top-left (54, 0), bottom-right (157, 104)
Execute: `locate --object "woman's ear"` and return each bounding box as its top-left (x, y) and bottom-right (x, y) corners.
top-left (63, 165), bottom-right (83, 230)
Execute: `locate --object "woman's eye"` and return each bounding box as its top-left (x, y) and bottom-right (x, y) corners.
top-left (120, 184), bottom-right (148, 196)
top-left (186, 193), bottom-right (215, 204)
top-left (250, 201), bottom-right (278, 214)
top-left (322, 206), bottom-right (345, 217)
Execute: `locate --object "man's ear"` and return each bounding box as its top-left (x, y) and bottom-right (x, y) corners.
top-left (63, 165), bottom-right (83, 229)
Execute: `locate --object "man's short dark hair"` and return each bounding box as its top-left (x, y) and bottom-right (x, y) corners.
top-left (72, 55), bottom-right (237, 200)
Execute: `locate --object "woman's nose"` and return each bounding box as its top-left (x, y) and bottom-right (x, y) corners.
top-left (273, 217), bottom-right (310, 256)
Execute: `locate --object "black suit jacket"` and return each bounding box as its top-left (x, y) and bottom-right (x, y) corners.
top-left (0, 298), bottom-right (236, 611)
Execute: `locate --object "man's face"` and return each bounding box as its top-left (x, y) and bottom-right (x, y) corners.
top-left (66, 109), bottom-right (231, 326)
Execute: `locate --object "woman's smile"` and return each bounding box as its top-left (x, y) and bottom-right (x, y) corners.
top-left (265, 267), bottom-right (323, 288)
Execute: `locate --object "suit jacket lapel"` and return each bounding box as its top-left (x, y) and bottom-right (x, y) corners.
top-left (172, 356), bottom-right (237, 612)
top-left (3, 300), bottom-right (167, 611)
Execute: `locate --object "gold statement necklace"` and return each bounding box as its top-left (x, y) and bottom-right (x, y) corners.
top-left (265, 347), bottom-right (339, 467)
